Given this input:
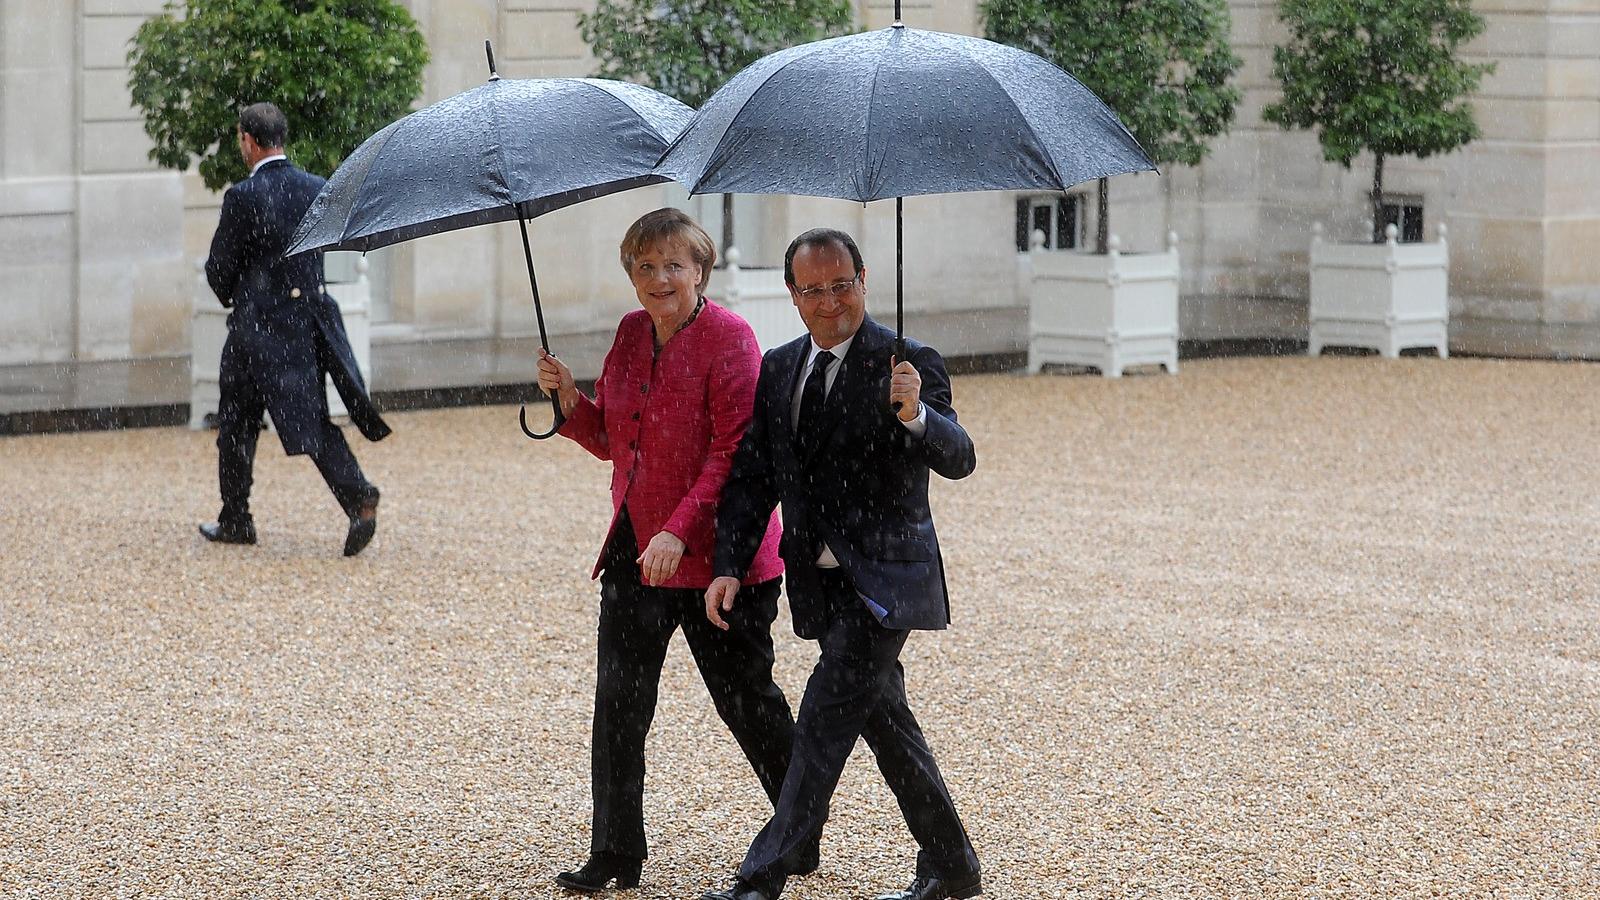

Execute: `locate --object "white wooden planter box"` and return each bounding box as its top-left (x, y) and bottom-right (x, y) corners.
top-left (705, 247), bottom-right (803, 352)
top-left (1309, 223), bottom-right (1449, 358)
top-left (189, 254), bottom-right (373, 429)
top-left (1028, 232), bottom-right (1180, 378)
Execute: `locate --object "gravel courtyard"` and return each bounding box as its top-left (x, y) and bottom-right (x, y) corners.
top-left (3, 356), bottom-right (1598, 899)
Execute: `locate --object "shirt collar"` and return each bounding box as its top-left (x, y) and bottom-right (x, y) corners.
top-left (250, 154), bottom-right (287, 177)
top-left (807, 332), bottom-right (854, 370)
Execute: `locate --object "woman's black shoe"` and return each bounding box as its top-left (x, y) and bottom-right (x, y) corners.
top-left (554, 853), bottom-right (643, 892)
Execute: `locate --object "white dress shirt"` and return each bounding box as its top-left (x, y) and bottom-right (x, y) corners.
top-left (249, 153), bottom-right (287, 177)
top-left (791, 333), bottom-right (927, 567)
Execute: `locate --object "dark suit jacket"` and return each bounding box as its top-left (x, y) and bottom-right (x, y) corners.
top-left (714, 316), bottom-right (976, 638)
top-left (205, 158), bottom-right (389, 454)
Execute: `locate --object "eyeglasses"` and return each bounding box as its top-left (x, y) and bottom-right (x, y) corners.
top-left (795, 274), bottom-right (861, 301)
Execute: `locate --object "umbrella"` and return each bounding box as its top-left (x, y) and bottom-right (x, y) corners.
top-left (288, 42), bottom-right (693, 438)
top-left (654, 6), bottom-right (1156, 375)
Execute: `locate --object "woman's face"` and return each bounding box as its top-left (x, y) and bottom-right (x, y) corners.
top-left (629, 238), bottom-right (702, 322)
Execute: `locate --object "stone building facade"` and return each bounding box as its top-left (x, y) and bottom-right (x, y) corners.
top-left (1, 0), bottom-right (1596, 368)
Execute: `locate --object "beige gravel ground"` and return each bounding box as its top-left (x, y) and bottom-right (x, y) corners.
top-left (3, 356), bottom-right (1599, 899)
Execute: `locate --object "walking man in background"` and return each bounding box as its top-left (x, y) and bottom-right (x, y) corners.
top-left (199, 102), bottom-right (390, 556)
top-left (701, 228), bottom-right (983, 900)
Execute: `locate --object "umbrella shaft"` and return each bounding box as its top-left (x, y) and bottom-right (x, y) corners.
top-left (516, 212), bottom-right (552, 352)
top-left (896, 196), bottom-right (903, 343)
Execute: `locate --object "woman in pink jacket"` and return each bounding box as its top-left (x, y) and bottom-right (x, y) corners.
top-left (537, 208), bottom-right (806, 893)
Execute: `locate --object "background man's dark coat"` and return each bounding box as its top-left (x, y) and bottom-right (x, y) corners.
top-left (205, 158), bottom-right (389, 454)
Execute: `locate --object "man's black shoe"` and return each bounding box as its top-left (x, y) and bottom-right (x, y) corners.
top-left (199, 521), bottom-right (256, 545)
top-left (553, 851), bottom-right (641, 892)
top-left (700, 877), bottom-right (776, 900)
top-left (343, 487), bottom-right (379, 557)
top-left (874, 873), bottom-right (983, 900)
top-left (793, 845), bottom-right (820, 876)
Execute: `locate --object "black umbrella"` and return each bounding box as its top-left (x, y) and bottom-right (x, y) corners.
top-left (654, 7), bottom-right (1156, 371)
top-left (289, 43), bottom-right (693, 438)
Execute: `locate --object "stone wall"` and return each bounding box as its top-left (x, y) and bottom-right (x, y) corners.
top-left (2, 0), bottom-right (190, 365)
top-left (0, 0), bottom-right (1595, 369)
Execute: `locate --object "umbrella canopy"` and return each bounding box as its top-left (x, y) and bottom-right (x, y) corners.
top-left (285, 54), bottom-right (693, 439)
top-left (655, 22), bottom-right (1157, 378)
top-left (289, 76), bottom-right (692, 255)
top-left (654, 24), bottom-right (1155, 202)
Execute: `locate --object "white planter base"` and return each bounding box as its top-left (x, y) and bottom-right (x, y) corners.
top-left (1309, 224), bottom-right (1449, 359)
top-left (1027, 329), bottom-right (1180, 378)
top-left (1307, 317), bottom-right (1448, 359)
top-left (1027, 233), bottom-right (1180, 378)
top-left (706, 248), bottom-right (803, 352)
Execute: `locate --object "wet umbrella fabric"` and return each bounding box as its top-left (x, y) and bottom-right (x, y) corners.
top-left (288, 77), bottom-right (693, 254)
top-left (654, 24), bottom-right (1157, 347)
top-left (286, 75), bottom-right (693, 438)
top-left (655, 25), bottom-right (1153, 201)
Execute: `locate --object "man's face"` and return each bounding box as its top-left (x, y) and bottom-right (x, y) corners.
top-left (236, 128), bottom-right (253, 163)
top-left (788, 241), bottom-right (866, 350)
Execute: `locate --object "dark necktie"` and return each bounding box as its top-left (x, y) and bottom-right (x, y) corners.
top-left (796, 350), bottom-right (835, 457)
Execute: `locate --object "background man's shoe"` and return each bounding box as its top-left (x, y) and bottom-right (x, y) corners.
top-left (874, 873), bottom-right (983, 900)
top-left (700, 877), bottom-right (776, 900)
top-left (343, 488), bottom-right (379, 557)
top-left (199, 521), bottom-right (256, 545)
top-left (553, 852), bottom-right (641, 892)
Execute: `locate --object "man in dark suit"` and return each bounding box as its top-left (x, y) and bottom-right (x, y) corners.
top-left (700, 229), bottom-right (982, 900)
top-left (200, 102), bottom-right (390, 557)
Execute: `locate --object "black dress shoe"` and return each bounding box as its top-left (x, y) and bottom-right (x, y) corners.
top-left (699, 877), bottom-right (776, 900)
top-left (342, 487), bottom-right (379, 557)
top-left (873, 872), bottom-right (983, 900)
top-left (553, 852), bottom-right (642, 892)
top-left (199, 521), bottom-right (256, 545)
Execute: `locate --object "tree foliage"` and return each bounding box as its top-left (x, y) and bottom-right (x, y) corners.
top-left (128, 0), bottom-right (428, 191)
top-left (983, 0), bottom-right (1241, 251)
top-left (1265, 0), bottom-right (1491, 167)
top-left (579, 0), bottom-right (853, 109)
top-left (579, 0), bottom-right (852, 255)
top-left (1264, 0), bottom-right (1492, 239)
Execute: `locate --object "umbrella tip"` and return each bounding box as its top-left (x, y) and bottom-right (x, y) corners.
top-left (485, 39), bottom-right (500, 81)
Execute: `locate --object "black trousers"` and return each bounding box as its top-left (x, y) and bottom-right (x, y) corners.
top-left (589, 517), bottom-right (795, 861)
top-left (216, 364), bottom-right (371, 525)
top-left (738, 568), bottom-right (979, 894)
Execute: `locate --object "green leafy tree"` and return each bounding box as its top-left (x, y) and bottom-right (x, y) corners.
top-left (1264, 0), bottom-right (1492, 243)
top-left (580, 0), bottom-right (853, 258)
top-left (128, 0), bottom-right (428, 191)
top-left (983, 0), bottom-right (1241, 253)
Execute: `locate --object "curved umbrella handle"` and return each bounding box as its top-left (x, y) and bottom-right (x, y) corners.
top-left (519, 392), bottom-right (566, 440)
top-left (513, 208), bottom-right (565, 441)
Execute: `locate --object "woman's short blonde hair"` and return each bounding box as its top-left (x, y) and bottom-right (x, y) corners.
top-left (619, 208), bottom-right (716, 293)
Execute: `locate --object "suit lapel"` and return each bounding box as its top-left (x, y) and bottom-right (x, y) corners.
top-left (773, 336), bottom-right (809, 468)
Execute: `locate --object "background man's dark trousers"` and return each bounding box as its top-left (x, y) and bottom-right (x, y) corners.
top-left (738, 567), bottom-right (979, 896)
top-left (215, 335), bottom-right (375, 527)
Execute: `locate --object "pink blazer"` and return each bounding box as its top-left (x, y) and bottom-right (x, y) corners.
top-left (560, 300), bottom-right (784, 589)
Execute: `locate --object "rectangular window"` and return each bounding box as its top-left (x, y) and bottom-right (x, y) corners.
top-left (1380, 197), bottom-right (1425, 243)
top-left (1016, 193), bottom-right (1085, 251)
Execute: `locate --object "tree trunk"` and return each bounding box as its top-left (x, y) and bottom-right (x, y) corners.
top-left (1096, 177), bottom-right (1110, 255)
top-left (1371, 153), bottom-right (1385, 244)
top-left (721, 192), bottom-right (735, 259)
